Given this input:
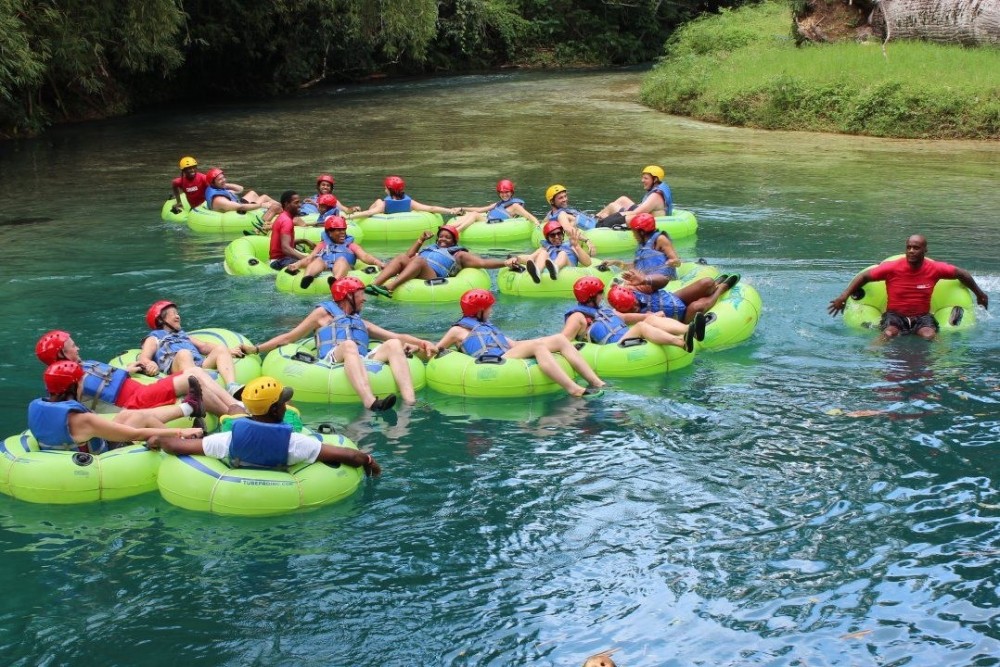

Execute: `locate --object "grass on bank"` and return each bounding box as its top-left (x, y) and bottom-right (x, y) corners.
top-left (640, 1), bottom-right (1000, 139)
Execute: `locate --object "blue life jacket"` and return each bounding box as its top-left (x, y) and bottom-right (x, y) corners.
top-left (299, 192), bottom-right (323, 216)
top-left (147, 329), bottom-right (204, 374)
top-left (383, 195), bottom-right (412, 214)
top-left (419, 245), bottom-right (465, 278)
top-left (541, 240), bottom-right (578, 267)
top-left (79, 360), bottom-right (130, 408)
top-left (318, 231), bottom-right (357, 268)
top-left (455, 316), bottom-right (511, 358)
top-left (228, 419), bottom-right (293, 469)
top-left (637, 289), bottom-right (687, 320)
top-left (548, 207), bottom-right (596, 230)
top-left (205, 186), bottom-right (240, 211)
top-left (565, 304), bottom-right (629, 344)
top-left (641, 182), bottom-right (673, 216)
top-left (317, 206), bottom-right (342, 224)
top-left (634, 231), bottom-right (677, 280)
top-left (486, 197), bottom-right (525, 222)
top-left (27, 398), bottom-right (108, 454)
top-left (315, 301), bottom-right (370, 360)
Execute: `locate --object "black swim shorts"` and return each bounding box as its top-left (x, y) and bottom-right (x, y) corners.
top-left (879, 311), bottom-right (939, 334)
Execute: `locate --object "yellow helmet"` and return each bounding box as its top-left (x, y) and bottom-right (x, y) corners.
top-left (641, 165), bottom-right (665, 181)
top-left (179, 156), bottom-right (198, 169)
top-left (545, 184), bottom-right (567, 204)
top-left (241, 376), bottom-right (293, 416)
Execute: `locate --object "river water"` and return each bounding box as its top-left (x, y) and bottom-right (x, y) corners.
top-left (0, 71), bottom-right (998, 666)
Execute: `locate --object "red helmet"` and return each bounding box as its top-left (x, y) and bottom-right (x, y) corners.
top-left (542, 220), bottom-right (563, 237)
top-left (573, 276), bottom-right (605, 303)
top-left (460, 289), bottom-right (495, 317)
top-left (43, 361), bottom-right (84, 395)
top-left (384, 176), bottom-right (405, 194)
top-left (437, 225), bottom-right (460, 244)
top-left (324, 215), bottom-right (348, 231)
top-left (496, 179), bottom-right (515, 193)
top-left (205, 168), bottom-right (224, 184)
top-left (316, 173), bottom-right (335, 187)
top-left (36, 330), bottom-right (71, 365)
top-left (146, 300), bottom-right (177, 329)
top-left (628, 212), bottom-right (656, 233)
top-left (317, 194), bottom-right (338, 208)
top-left (331, 276), bottom-right (365, 302)
top-left (608, 285), bottom-right (638, 312)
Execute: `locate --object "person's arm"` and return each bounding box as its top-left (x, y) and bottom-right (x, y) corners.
top-left (622, 269), bottom-right (667, 292)
top-left (431, 326), bottom-right (465, 356)
top-left (347, 199), bottom-right (385, 220)
top-left (210, 195), bottom-right (261, 214)
top-left (629, 191), bottom-right (663, 216)
top-left (617, 310), bottom-right (651, 324)
top-left (656, 235), bottom-right (682, 267)
top-left (954, 268), bottom-right (989, 309)
top-left (171, 181), bottom-right (185, 210)
top-left (365, 321), bottom-right (437, 356)
top-left (406, 231), bottom-right (433, 257)
top-left (242, 310), bottom-right (323, 355)
top-left (280, 231), bottom-right (309, 260)
top-left (567, 228), bottom-right (591, 266)
top-left (72, 412), bottom-right (202, 444)
top-left (317, 445), bottom-right (381, 476)
top-left (560, 313), bottom-right (584, 341)
top-left (507, 203), bottom-right (539, 224)
top-left (828, 270), bottom-right (874, 316)
top-left (148, 434), bottom-right (208, 455)
top-left (224, 182), bottom-right (245, 194)
top-left (352, 244), bottom-right (385, 269)
top-left (137, 336), bottom-right (161, 373)
top-left (288, 243), bottom-right (324, 271)
top-left (410, 200), bottom-right (461, 215)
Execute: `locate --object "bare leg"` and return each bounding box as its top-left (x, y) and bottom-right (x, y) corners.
top-left (370, 254), bottom-right (412, 287)
top-left (625, 322), bottom-right (685, 348)
top-left (673, 278), bottom-right (728, 323)
top-left (332, 258), bottom-right (353, 280)
top-left (172, 368), bottom-right (241, 415)
top-left (200, 347), bottom-right (238, 386)
top-left (371, 339), bottom-right (416, 403)
top-left (595, 196), bottom-right (635, 219)
top-left (642, 314), bottom-right (688, 336)
top-left (505, 342), bottom-right (584, 396)
top-left (113, 406), bottom-right (179, 427)
top-left (333, 341), bottom-right (377, 406)
top-left (451, 211), bottom-right (483, 232)
top-left (386, 257), bottom-right (435, 291)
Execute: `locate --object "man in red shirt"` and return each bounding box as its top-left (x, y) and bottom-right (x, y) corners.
top-left (269, 191), bottom-right (312, 270)
top-left (829, 235), bottom-right (988, 339)
top-left (170, 156), bottom-right (210, 213)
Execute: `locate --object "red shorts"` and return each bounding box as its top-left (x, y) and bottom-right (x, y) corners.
top-left (116, 376), bottom-right (178, 409)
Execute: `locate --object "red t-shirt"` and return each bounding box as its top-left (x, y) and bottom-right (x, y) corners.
top-left (171, 172), bottom-right (210, 208)
top-left (869, 257), bottom-right (957, 317)
top-left (269, 211), bottom-right (296, 260)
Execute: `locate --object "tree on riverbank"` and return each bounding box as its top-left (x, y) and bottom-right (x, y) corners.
top-left (641, 1), bottom-right (1000, 139)
top-left (0, 0), bottom-right (724, 139)
top-left (793, 0), bottom-right (1000, 46)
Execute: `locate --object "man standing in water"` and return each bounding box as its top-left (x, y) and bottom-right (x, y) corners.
top-left (828, 234), bottom-right (988, 339)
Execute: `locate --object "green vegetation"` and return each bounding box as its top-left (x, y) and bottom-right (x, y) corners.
top-left (1, 0), bottom-right (715, 138)
top-left (640, 1), bottom-right (1000, 139)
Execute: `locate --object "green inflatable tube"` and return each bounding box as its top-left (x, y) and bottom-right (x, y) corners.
top-left (497, 264), bottom-right (613, 299)
top-left (356, 212), bottom-right (443, 243)
top-left (575, 338), bottom-right (694, 377)
top-left (186, 204), bottom-right (268, 234)
top-left (696, 282), bottom-right (763, 351)
top-left (274, 264), bottom-right (378, 296)
top-left (530, 209), bottom-right (698, 255)
top-left (388, 268), bottom-right (492, 304)
top-left (842, 257), bottom-right (976, 332)
top-left (0, 432), bottom-right (160, 504)
top-left (260, 339), bottom-right (427, 403)
top-left (425, 348), bottom-right (573, 398)
top-left (109, 328), bottom-right (263, 387)
top-left (156, 426), bottom-right (363, 516)
top-left (447, 217), bottom-right (535, 247)
top-left (161, 197), bottom-right (190, 224)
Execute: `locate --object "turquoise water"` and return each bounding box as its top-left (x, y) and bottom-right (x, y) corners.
top-left (1, 70), bottom-right (999, 666)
